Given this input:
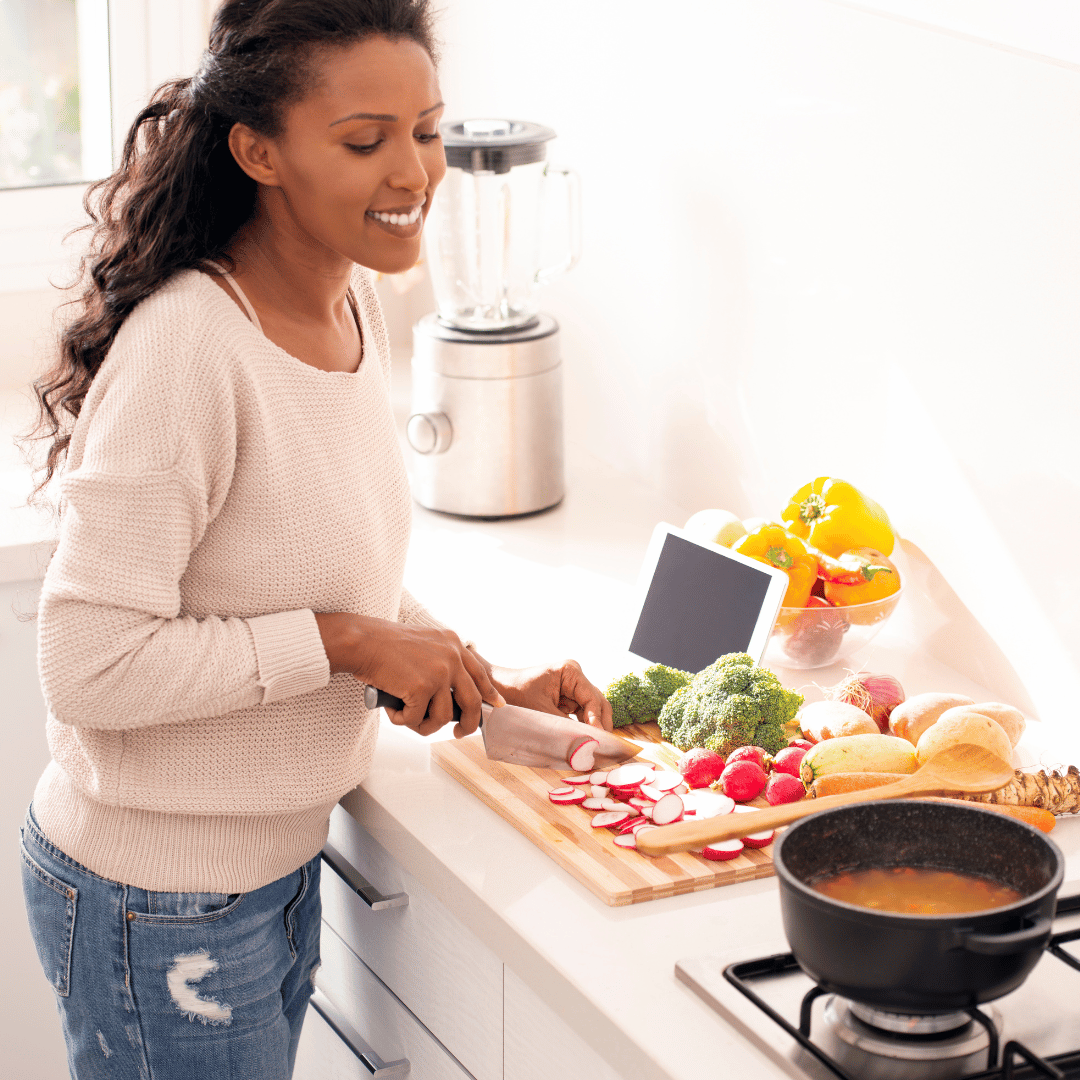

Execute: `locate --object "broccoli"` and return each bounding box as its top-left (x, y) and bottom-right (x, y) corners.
top-left (657, 652), bottom-right (802, 757)
top-left (605, 664), bottom-right (692, 728)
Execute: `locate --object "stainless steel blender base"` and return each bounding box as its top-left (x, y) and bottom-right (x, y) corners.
top-left (407, 313), bottom-right (564, 518)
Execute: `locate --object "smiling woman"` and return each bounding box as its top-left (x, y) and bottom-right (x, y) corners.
top-left (18, 1), bottom-right (612, 1078)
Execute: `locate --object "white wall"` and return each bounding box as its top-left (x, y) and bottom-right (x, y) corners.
top-left (431, 0), bottom-right (1080, 729)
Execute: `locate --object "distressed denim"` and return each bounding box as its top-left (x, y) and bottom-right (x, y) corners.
top-left (20, 805), bottom-right (321, 1080)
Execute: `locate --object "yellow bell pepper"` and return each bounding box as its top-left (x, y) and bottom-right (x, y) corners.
top-left (781, 478), bottom-right (896, 558)
top-left (733, 525), bottom-right (818, 608)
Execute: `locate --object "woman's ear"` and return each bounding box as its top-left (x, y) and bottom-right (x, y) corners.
top-left (228, 122), bottom-right (281, 187)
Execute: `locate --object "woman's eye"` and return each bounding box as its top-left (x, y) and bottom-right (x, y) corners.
top-left (416, 132), bottom-right (440, 144)
top-left (345, 140), bottom-right (383, 154)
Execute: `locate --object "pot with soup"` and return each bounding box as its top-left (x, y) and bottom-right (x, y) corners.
top-left (772, 800), bottom-right (1064, 1013)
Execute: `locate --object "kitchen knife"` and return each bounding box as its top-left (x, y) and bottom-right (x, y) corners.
top-left (362, 685), bottom-right (639, 770)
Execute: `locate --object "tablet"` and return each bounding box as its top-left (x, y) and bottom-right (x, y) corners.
top-left (628, 523), bottom-right (789, 673)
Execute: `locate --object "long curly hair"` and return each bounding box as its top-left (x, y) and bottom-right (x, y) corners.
top-left (26, 0), bottom-right (437, 497)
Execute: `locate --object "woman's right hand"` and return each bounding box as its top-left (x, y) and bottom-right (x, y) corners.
top-left (313, 613), bottom-right (504, 739)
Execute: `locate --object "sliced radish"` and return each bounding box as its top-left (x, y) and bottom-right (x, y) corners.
top-left (561, 774), bottom-right (592, 786)
top-left (683, 809), bottom-right (696, 816)
top-left (732, 804), bottom-right (760, 813)
top-left (651, 792), bottom-right (684, 826)
top-left (601, 799), bottom-right (635, 813)
top-left (549, 790), bottom-right (586, 805)
top-left (702, 840), bottom-right (744, 861)
top-left (567, 739), bottom-right (598, 773)
top-left (548, 787), bottom-right (577, 797)
top-left (683, 791), bottom-right (736, 819)
top-left (589, 785), bottom-right (609, 799)
top-left (618, 816), bottom-right (644, 833)
top-left (629, 797), bottom-right (651, 810)
top-left (581, 798), bottom-right (607, 810)
top-left (613, 833), bottom-right (639, 849)
top-left (649, 772), bottom-right (685, 792)
top-left (638, 784), bottom-right (663, 802)
top-left (608, 784), bottom-right (642, 798)
top-left (742, 830), bottom-right (774, 848)
top-left (591, 811), bottom-right (630, 829)
top-left (606, 764), bottom-right (652, 788)
top-left (589, 771), bottom-right (609, 785)
top-left (630, 818), bottom-right (652, 832)
top-left (640, 805), bottom-right (654, 820)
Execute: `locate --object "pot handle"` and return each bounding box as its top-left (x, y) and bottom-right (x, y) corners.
top-left (956, 915), bottom-right (1053, 956)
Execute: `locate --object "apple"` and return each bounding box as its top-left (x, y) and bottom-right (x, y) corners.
top-left (684, 509), bottom-right (746, 548)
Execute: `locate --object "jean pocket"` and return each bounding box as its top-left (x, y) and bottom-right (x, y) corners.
top-left (129, 889), bottom-right (245, 922)
top-left (20, 842), bottom-right (77, 997)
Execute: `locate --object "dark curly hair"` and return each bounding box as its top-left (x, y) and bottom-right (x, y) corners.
top-left (26, 0), bottom-right (437, 497)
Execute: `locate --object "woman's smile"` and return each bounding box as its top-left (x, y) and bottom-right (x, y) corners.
top-left (366, 198), bottom-right (426, 237)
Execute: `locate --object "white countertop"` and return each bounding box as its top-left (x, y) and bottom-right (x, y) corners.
top-left (341, 435), bottom-right (1080, 1080)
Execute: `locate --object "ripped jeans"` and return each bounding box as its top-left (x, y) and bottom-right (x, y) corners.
top-left (19, 805), bottom-right (321, 1080)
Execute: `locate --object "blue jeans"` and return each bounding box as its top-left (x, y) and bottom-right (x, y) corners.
top-left (20, 805), bottom-right (321, 1080)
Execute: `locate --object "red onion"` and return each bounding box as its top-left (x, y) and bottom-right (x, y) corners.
top-left (825, 672), bottom-right (905, 733)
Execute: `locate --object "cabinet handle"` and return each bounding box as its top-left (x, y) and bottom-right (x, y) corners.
top-left (309, 986), bottom-right (410, 1079)
top-left (321, 842), bottom-right (409, 911)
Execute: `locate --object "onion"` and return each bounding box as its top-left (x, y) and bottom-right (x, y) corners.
top-left (825, 672), bottom-right (905, 733)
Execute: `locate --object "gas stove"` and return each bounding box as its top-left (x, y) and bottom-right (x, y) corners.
top-left (676, 892), bottom-right (1080, 1080)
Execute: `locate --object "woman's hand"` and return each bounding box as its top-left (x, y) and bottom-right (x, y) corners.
top-left (483, 657), bottom-right (614, 732)
top-left (314, 613), bottom-right (504, 739)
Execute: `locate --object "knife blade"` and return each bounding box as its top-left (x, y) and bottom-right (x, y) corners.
top-left (362, 685), bottom-right (639, 770)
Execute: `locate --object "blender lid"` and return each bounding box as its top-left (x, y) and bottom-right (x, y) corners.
top-left (442, 119), bottom-right (556, 174)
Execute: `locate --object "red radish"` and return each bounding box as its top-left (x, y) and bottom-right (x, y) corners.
top-left (742, 830), bottom-right (774, 848)
top-left (649, 772), bottom-right (685, 792)
top-left (651, 792), bottom-right (684, 826)
top-left (772, 746), bottom-right (807, 778)
top-left (606, 764), bottom-right (652, 788)
top-left (701, 840), bottom-right (744, 861)
top-left (635, 823), bottom-right (658, 837)
top-left (618, 816), bottom-right (644, 833)
top-left (590, 785), bottom-right (609, 799)
top-left (567, 740), bottom-right (598, 772)
top-left (725, 746), bottom-right (770, 771)
top-left (589, 771), bottom-right (609, 785)
top-left (684, 790), bottom-right (736, 818)
top-left (766, 773), bottom-right (805, 806)
top-left (562, 774), bottom-right (592, 786)
top-left (591, 810), bottom-right (630, 829)
top-left (641, 805), bottom-right (654, 820)
top-left (719, 760), bottom-right (768, 802)
top-left (638, 783), bottom-right (663, 802)
top-left (613, 833), bottom-right (639, 849)
top-left (630, 818), bottom-right (651, 832)
top-left (683, 809), bottom-right (696, 816)
top-left (788, 738), bottom-right (813, 751)
top-left (548, 786), bottom-right (577, 797)
top-left (548, 790), bottom-right (586, 805)
top-left (581, 798), bottom-right (607, 810)
top-left (677, 747), bottom-right (727, 788)
top-left (601, 799), bottom-right (635, 813)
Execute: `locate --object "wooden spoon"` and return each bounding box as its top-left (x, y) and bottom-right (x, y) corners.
top-left (636, 742), bottom-right (1015, 857)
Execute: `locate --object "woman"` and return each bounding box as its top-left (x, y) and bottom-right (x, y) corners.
top-left (20, 2), bottom-right (612, 1076)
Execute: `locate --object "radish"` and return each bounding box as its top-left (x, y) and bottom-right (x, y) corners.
top-left (606, 764), bottom-right (652, 788)
top-left (601, 799), bottom-right (635, 813)
top-left (618, 816), bottom-right (644, 833)
top-left (590, 785), bottom-right (609, 799)
top-left (683, 790), bottom-right (736, 819)
top-left (651, 792), bottom-right (684, 826)
top-left (629, 797), bottom-right (651, 810)
top-left (590, 810), bottom-right (630, 829)
top-left (742, 829), bottom-right (774, 848)
top-left (548, 787), bottom-right (577, 797)
top-left (641, 805), bottom-right (654, 820)
top-left (638, 783), bottom-right (663, 802)
top-left (581, 798), bottom-right (607, 810)
top-left (649, 772), bottom-right (685, 792)
top-left (548, 790), bottom-right (586, 806)
top-left (589, 771), bottom-right (609, 785)
top-left (567, 739), bottom-right (598, 773)
top-left (629, 818), bottom-right (651, 832)
top-left (613, 833), bottom-right (639, 849)
top-left (702, 840), bottom-right (744, 861)
top-left (561, 774), bottom-right (592, 786)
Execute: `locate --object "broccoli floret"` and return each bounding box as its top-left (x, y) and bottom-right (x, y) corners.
top-left (658, 652), bottom-right (803, 756)
top-left (608, 664), bottom-right (694, 729)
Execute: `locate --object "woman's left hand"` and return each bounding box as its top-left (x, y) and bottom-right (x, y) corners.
top-left (485, 657), bottom-right (614, 732)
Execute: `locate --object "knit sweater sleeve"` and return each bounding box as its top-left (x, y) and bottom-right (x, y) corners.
top-left (38, 291), bottom-right (330, 731)
top-left (397, 586), bottom-right (446, 630)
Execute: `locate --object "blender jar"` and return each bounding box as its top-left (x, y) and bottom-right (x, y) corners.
top-left (425, 119), bottom-right (581, 332)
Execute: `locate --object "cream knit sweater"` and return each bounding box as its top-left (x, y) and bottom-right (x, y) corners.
top-left (33, 266), bottom-right (441, 893)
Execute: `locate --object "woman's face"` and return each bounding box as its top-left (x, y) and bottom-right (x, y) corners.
top-left (242, 34), bottom-right (446, 274)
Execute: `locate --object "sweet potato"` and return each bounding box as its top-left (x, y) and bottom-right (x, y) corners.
top-left (889, 692), bottom-right (974, 746)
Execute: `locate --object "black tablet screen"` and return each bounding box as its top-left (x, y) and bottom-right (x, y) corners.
top-left (629, 533), bottom-right (774, 674)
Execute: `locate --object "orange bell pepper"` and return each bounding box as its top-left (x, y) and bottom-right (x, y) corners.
top-left (822, 547), bottom-right (901, 605)
top-left (733, 525), bottom-right (818, 608)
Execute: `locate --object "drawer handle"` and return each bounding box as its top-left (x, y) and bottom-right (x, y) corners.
top-left (309, 986), bottom-right (410, 1079)
top-left (321, 843), bottom-right (409, 911)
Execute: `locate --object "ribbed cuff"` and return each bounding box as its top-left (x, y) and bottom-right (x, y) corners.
top-left (406, 605), bottom-right (446, 630)
top-left (248, 608), bottom-right (331, 704)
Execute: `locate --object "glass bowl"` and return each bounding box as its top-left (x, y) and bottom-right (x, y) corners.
top-left (762, 588), bottom-right (902, 670)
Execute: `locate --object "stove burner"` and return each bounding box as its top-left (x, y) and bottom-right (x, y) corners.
top-left (848, 1002), bottom-right (975, 1036)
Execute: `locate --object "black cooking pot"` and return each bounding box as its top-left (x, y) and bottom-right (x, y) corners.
top-left (772, 800), bottom-right (1063, 1013)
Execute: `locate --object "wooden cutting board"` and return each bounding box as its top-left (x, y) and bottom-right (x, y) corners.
top-left (431, 721), bottom-right (777, 907)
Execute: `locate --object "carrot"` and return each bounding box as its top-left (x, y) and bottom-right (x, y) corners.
top-left (920, 796), bottom-right (1056, 833)
top-left (807, 772), bottom-right (909, 798)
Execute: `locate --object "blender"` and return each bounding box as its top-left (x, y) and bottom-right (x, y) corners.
top-left (406, 119), bottom-right (581, 517)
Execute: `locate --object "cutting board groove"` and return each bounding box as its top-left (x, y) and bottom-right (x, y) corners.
top-left (431, 722), bottom-right (776, 907)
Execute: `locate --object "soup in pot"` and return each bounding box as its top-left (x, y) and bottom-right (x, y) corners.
top-left (811, 866), bottom-right (1024, 915)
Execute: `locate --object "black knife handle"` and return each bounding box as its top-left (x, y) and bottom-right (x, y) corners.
top-left (364, 685), bottom-right (463, 724)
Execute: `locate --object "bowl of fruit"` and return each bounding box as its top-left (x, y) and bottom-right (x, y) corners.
top-left (685, 478), bottom-right (902, 670)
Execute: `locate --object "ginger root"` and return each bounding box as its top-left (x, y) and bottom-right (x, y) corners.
top-left (958, 765), bottom-right (1080, 815)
